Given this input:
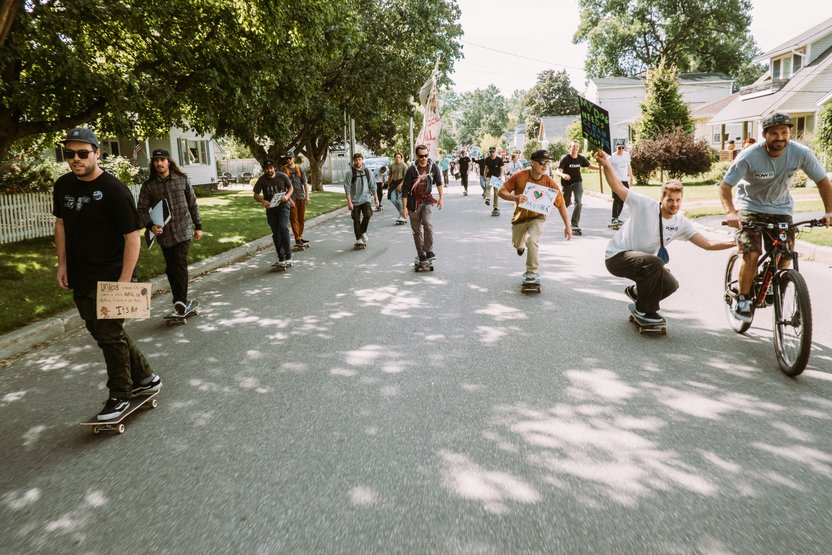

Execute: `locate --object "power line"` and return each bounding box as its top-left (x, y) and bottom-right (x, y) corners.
top-left (462, 40), bottom-right (586, 74)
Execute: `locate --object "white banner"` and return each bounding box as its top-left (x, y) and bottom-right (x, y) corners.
top-left (416, 73), bottom-right (441, 161)
top-left (518, 183), bottom-right (560, 217)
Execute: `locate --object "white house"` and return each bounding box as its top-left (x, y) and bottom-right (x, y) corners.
top-left (537, 115), bottom-right (579, 147)
top-left (709, 16), bottom-right (832, 146)
top-left (583, 73), bottom-right (735, 145)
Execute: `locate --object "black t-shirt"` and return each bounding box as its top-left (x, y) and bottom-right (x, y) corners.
top-left (253, 173), bottom-right (291, 203)
top-left (52, 171), bottom-right (141, 292)
top-left (484, 155), bottom-right (504, 179)
top-left (458, 156), bottom-right (471, 172)
top-left (475, 157), bottom-right (486, 174)
top-left (558, 153), bottom-right (590, 185)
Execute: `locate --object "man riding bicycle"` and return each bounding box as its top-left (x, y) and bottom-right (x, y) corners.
top-left (718, 112), bottom-right (832, 323)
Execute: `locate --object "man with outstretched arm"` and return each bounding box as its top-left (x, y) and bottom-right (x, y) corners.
top-left (596, 150), bottom-right (735, 324)
top-left (718, 112), bottom-right (832, 323)
top-left (402, 144), bottom-right (444, 265)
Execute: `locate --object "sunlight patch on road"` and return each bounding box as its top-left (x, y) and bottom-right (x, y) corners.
top-left (440, 450), bottom-right (539, 514)
top-left (475, 303), bottom-right (527, 321)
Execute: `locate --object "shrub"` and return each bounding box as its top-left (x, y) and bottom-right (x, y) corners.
top-left (523, 138), bottom-right (542, 162)
top-left (0, 147), bottom-right (65, 194)
top-left (99, 155), bottom-right (141, 186)
top-left (699, 160), bottom-right (732, 184)
top-left (630, 140), bottom-right (660, 184)
top-left (631, 127), bottom-right (715, 183)
top-left (547, 141), bottom-right (569, 161)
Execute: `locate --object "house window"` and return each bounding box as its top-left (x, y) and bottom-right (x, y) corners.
top-left (772, 59), bottom-right (781, 79)
top-left (782, 57), bottom-right (791, 78)
top-left (177, 138), bottom-right (209, 165)
top-left (109, 141), bottom-right (120, 157)
top-left (793, 53), bottom-right (803, 73)
top-left (794, 115), bottom-right (815, 138)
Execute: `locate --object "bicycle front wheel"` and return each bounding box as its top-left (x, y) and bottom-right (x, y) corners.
top-left (724, 253), bottom-right (751, 333)
top-left (773, 269), bottom-right (812, 376)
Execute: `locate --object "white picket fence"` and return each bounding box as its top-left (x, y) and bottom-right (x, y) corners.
top-left (0, 185), bottom-right (140, 245)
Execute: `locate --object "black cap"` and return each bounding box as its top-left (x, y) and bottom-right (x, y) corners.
top-left (530, 149), bottom-right (549, 162)
top-left (263, 159), bottom-right (276, 168)
top-left (60, 127), bottom-right (99, 148)
top-left (352, 152), bottom-right (364, 159)
top-left (761, 112), bottom-right (793, 131)
top-left (151, 149), bottom-right (170, 159)
top-left (488, 147), bottom-right (496, 152)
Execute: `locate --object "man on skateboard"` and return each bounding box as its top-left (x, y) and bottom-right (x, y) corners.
top-left (344, 153), bottom-right (377, 249)
top-left (498, 149), bottom-right (572, 289)
top-left (284, 155), bottom-right (311, 251)
top-left (402, 144), bottom-right (444, 267)
top-left (596, 150), bottom-right (734, 325)
top-left (53, 128), bottom-right (161, 422)
top-left (253, 159), bottom-right (294, 268)
top-left (138, 149), bottom-right (203, 318)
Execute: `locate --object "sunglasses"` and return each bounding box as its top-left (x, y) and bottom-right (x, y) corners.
top-left (533, 159), bottom-right (549, 165)
top-left (417, 154), bottom-right (428, 159)
top-left (64, 149), bottom-right (95, 160)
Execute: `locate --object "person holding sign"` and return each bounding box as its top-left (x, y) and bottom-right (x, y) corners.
top-left (483, 146), bottom-right (504, 216)
top-left (596, 150), bottom-right (734, 324)
top-left (53, 128), bottom-right (160, 422)
top-left (498, 149), bottom-right (572, 285)
top-left (254, 159), bottom-right (294, 267)
top-left (555, 140), bottom-right (599, 235)
top-left (138, 149), bottom-right (203, 317)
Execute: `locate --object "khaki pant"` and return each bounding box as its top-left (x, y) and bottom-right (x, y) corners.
top-left (512, 218), bottom-right (545, 273)
top-left (409, 203), bottom-right (434, 255)
top-left (290, 199), bottom-right (307, 241)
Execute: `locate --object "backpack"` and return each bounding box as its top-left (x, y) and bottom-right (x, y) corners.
top-left (351, 167), bottom-right (370, 188)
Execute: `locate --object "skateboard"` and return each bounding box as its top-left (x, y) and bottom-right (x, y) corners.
top-left (415, 258), bottom-right (434, 272)
top-left (572, 228), bottom-right (583, 236)
top-left (395, 219), bottom-right (406, 225)
top-left (491, 209), bottom-right (500, 217)
top-left (627, 303), bottom-right (667, 335)
top-left (80, 391), bottom-right (159, 435)
top-left (164, 300), bottom-right (199, 325)
top-left (270, 261), bottom-right (292, 272)
top-left (608, 222), bottom-right (622, 230)
top-left (521, 279), bottom-right (541, 293)
top-left (353, 243), bottom-right (366, 250)
top-left (292, 243), bottom-right (310, 252)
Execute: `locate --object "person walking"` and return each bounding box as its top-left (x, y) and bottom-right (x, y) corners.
top-left (438, 156), bottom-right (450, 186)
top-left (253, 159), bottom-right (294, 268)
top-left (555, 140), bottom-right (599, 235)
top-left (596, 150), bottom-right (734, 324)
top-left (718, 112), bottom-right (832, 322)
top-left (498, 149), bottom-right (572, 284)
top-left (609, 139), bottom-right (633, 227)
top-left (483, 146), bottom-right (504, 215)
top-left (457, 150), bottom-right (471, 196)
top-left (138, 148), bottom-right (203, 317)
top-left (387, 152), bottom-right (408, 224)
top-left (284, 155), bottom-right (311, 251)
top-left (53, 128), bottom-right (160, 422)
top-left (475, 154), bottom-right (487, 199)
top-left (402, 144), bottom-right (444, 264)
top-left (344, 152), bottom-right (378, 248)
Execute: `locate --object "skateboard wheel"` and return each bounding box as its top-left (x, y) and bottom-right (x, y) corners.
top-left (92, 427), bottom-right (100, 434)
top-left (117, 424), bottom-right (125, 434)
top-left (150, 398), bottom-right (158, 408)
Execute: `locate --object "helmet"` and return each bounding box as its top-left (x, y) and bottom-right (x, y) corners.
top-left (761, 113), bottom-right (793, 132)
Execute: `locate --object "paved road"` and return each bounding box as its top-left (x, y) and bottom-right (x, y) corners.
top-left (2, 182), bottom-right (831, 554)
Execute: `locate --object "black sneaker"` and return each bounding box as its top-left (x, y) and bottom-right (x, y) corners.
top-left (573, 228), bottom-right (582, 236)
top-left (734, 295), bottom-right (753, 323)
top-left (625, 285), bottom-right (637, 302)
top-left (485, 198), bottom-right (491, 206)
top-left (418, 253), bottom-right (428, 263)
top-left (300, 239), bottom-right (310, 244)
top-left (132, 374), bottom-right (162, 396)
top-left (643, 312), bottom-right (664, 323)
top-left (426, 251), bottom-right (436, 261)
top-left (97, 397), bottom-right (130, 421)
top-left (517, 247), bottom-right (525, 256)
top-left (174, 301), bottom-right (186, 316)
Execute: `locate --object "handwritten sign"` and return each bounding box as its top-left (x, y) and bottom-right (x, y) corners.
top-left (579, 96), bottom-right (612, 154)
top-left (489, 176), bottom-right (503, 189)
top-left (518, 183), bottom-right (560, 217)
top-left (96, 282), bottom-right (152, 319)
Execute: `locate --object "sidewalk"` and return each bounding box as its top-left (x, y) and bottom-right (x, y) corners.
top-left (0, 206), bottom-right (344, 362)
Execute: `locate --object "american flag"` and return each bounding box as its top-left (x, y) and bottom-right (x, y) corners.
top-left (133, 141), bottom-right (143, 159)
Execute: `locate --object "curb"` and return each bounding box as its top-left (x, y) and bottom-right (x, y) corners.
top-left (0, 207), bottom-right (345, 362)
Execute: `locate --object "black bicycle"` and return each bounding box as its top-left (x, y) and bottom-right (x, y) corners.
top-left (723, 219), bottom-right (824, 376)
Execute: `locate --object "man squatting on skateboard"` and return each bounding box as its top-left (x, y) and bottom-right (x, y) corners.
top-left (138, 149), bottom-right (203, 316)
top-left (498, 149), bottom-right (572, 283)
top-left (253, 159), bottom-right (294, 267)
top-left (344, 152), bottom-right (378, 248)
top-left (402, 144), bottom-right (444, 264)
top-left (53, 128), bottom-right (161, 422)
top-left (595, 150), bottom-right (735, 324)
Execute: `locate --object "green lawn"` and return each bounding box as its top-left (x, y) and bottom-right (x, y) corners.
top-left (0, 190), bottom-right (346, 335)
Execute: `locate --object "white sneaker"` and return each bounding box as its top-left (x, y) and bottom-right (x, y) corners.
top-left (361, 233), bottom-right (368, 243)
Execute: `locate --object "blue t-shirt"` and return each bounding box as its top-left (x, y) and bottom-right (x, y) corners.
top-left (722, 141), bottom-right (826, 215)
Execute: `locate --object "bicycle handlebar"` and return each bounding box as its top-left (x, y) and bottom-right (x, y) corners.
top-left (720, 219), bottom-right (825, 229)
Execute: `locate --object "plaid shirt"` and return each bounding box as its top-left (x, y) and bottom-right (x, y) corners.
top-left (137, 172), bottom-right (202, 248)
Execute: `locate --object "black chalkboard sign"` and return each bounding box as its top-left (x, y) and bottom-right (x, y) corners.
top-left (579, 97), bottom-right (611, 154)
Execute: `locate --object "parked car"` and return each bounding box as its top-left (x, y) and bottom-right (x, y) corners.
top-left (363, 156), bottom-right (391, 185)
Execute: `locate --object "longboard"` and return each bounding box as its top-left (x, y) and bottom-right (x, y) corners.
top-left (292, 243), bottom-right (310, 252)
top-left (353, 243), bottom-right (366, 250)
top-left (608, 223), bottom-right (622, 230)
top-left (415, 259), bottom-right (434, 272)
top-left (163, 300), bottom-right (199, 325)
top-left (521, 281), bottom-right (541, 294)
top-left (80, 391), bottom-right (159, 434)
top-left (270, 261), bottom-right (292, 272)
top-left (627, 303), bottom-right (667, 335)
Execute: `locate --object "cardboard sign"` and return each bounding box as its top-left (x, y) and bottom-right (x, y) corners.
top-left (96, 282), bottom-right (152, 319)
top-left (489, 176), bottom-right (503, 189)
top-left (579, 96), bottom-right (612, 154)
top-left (518, 183), bottom-right (560, 217)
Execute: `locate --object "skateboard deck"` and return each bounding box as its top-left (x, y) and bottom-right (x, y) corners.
top-left (395, 220), bottom-right (406, 225)
top-left (292, 244), bottom-right (310, 251)
top-left (608, 223), bottom-right (622, 230)
top-left (80, 391), bottom-right (159, 434)
top-left (353, 243), bottom-right (366, 250)
top-left (415, 260), bottom-right (434, 272)
top-left (163, 300), bottom-right (199, 325)
top-left (627, 303), bottom-right (667, 335)
top-left (521, 281), bottom-right (541, 293)
top-left (270, 261), bottom-right (292, 272)
top-left (491, 210), bottom-right (500, 216)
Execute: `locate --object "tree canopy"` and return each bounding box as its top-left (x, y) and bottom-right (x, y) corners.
top-left (453, 85), bottom-right (509, 147)
top-left (523, 69), bottom-right (580, 138)
top-left (573, 0), bottom-right (759, 79)
top-left (633, 62), bottom-right (693, 141)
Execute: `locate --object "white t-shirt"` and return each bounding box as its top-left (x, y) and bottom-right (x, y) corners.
top-left (605, 191), bottom-right (699, 259)
top-left (610, 151), bottom-right (631, 182)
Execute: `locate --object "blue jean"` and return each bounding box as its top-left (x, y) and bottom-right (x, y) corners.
top-left (389, 188), bottom-right (403, 215)
top-left (267, 204), bottom-right (292, 260)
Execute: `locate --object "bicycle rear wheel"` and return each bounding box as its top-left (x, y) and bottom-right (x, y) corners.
top-left (773, 269), bottom-right (812, 376)
top-left (723, 253), bottom-right (752, 333)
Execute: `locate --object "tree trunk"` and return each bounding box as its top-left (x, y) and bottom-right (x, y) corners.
top-left (0, 0), bottom-right (22, 47)
top-left (304, 135), bottom-right (330, 192)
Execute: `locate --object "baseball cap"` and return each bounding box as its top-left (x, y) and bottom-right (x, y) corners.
top-left (151, 149), bottom-right (170, 159)
top-left (60, 127), bottom-right (99, 148)
top-left (262, 159), bottom-right (276, 168)
top-left (530, 149), bottom-right (550, 162)
top-left (353, 152), bottom-right (364, 159)
top-left (615, 139), bottom-right (626, 147)
top-left (488, 147), bottom-right (496, 152)
top-left (761, 113), bottom-right (793, 131)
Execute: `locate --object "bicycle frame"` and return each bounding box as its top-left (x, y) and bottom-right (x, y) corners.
top-left (748, 221), bottom-right (797, 309)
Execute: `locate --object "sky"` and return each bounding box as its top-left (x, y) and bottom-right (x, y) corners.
top-left (449, 0), bottom-right (832, 95)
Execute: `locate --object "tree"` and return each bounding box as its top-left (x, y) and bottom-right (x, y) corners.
top-left (631, 127), bottom-right (716, 182)
top-left (573, 0), bottom-right (759, 79)
top-left (455, 86), bottom-right (508, 147)
top-left (506, 89), bottom-right (526, 130)
top-left (816, 102), bottom-right (832, 165)
top-left (524, 70), bottom-right (580, 138)
top-left (633, 62), bottom-right (693, 141)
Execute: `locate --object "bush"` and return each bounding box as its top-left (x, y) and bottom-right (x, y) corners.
top-left (0, 145), bottom-right (65, 193)
top-left (699, 160), bottom-right (732, 184)
top-left (99, 155), bottom-right (141, 186)
top-left (547, 141), bottom-right (569, 161)
top-left (523, 138), bottom-right (542, 162)
top-left (630, 127), bottom-right (716, 183)
top-left (630, 140), bottom-right (660, 184)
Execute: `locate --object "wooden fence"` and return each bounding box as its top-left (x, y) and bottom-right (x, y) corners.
top-left (0, 185), bottom-right (140, 245)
